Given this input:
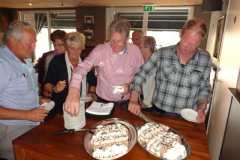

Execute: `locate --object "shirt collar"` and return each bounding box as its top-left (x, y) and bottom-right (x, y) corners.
top-left (118, 44), bottom-right (128, 55)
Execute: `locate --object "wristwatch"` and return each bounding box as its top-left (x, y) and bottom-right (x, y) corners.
top-left (52, 85), bottom-right (58, 93)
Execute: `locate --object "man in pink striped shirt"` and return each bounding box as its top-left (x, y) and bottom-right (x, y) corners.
top-left (64, 18), bottom-right (144, 116)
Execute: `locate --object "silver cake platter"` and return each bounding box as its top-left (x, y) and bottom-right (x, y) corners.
top-left (84, 118), bottom-right (137, 160)
top-left (137, 113), bottom-right (191, 160)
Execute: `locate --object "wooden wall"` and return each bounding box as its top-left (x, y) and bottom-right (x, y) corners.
top-left (76, 7), bottom-right (106, 47)
top-left (0, 8), bottom-right (18, 32)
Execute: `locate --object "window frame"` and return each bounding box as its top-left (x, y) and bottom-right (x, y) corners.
top-left (106, 6), bottom-right (194, 39)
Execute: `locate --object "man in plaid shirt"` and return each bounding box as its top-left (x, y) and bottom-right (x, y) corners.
top-left (128, 19), bottom-right (212, 123)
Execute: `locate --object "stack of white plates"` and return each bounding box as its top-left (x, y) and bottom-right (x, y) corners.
top-left (63, 101), bottom-right (86, 130)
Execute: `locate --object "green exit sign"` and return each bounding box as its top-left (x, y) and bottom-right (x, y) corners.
top-left (143, 5), bottom-right (155, 11)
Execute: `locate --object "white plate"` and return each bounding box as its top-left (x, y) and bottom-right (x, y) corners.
top-left (110, 86), bottom-right (124, 89)
top-left (80, 97), bottom-right (92, 102)
top-left (181, 109), bottom-right (198, 122)
top-left (41, 101), bottom-right (55, 111)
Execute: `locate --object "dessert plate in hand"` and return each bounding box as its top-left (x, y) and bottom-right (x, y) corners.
top-left (110, 86), bottom-right (124, 89)
top-left (80, 97), bottom-right (92, 102)
top-left (41, 101), bottom-right (55, 111)
top-left (181, 109), bottom-right (198, 122)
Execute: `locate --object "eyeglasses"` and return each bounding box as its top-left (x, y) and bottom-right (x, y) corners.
top-left (69, 47), bottom-right (82, 52)
top-left (139, 46), bottom-right (145, 49)
top-left (109, 39), bottom-right (126, 45)
top-left (53, 44), bottom-right (65, 47)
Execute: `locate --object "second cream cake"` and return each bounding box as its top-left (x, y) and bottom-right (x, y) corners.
top-left (91, 124), bottom-right (129, 159)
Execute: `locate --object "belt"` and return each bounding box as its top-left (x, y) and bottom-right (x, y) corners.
top-left (152, 105), bottom-right (181, 118)
top-left (97, 96), bottom-right (129, 106)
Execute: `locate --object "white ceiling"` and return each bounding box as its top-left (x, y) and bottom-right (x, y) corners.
top-left (0, 0), bottom-right (203, 9)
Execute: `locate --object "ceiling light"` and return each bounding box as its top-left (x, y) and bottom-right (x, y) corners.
top-left (61, 3), bottom-right (64, 6)
top-left (29, 3), bottom-right (32, 6)
top-left (79, 2), bottom-right (82, 6)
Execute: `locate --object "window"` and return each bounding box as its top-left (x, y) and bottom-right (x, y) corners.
top-left (107, 7), bottom-right (193, 49)
top-left (19, 10), bottom-right (76, 62)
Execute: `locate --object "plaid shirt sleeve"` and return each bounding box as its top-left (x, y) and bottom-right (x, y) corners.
top-left (197, 51), bottom-right (213, 102)
top-left (130, 50), bottom-right (159, 94)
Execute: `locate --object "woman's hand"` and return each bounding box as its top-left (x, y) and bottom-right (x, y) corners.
top-left (55, 80), bottom-right (67, 93)
top-left (39, 96), bottom-right (51, 105)
top-left (140, 102), bottom-right (148, 108)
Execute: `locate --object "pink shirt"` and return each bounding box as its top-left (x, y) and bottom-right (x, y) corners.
top-left (69, 42), bottom-right (144, 101)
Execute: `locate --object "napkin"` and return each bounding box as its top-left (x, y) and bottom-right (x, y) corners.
top-left (113, 88), bottom-right (124, 94)
top-left (86, 102), bottom-right (114, 115)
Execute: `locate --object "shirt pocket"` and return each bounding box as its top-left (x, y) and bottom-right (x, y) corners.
top-left (161, 63), bottom-right (176, 81)
top-left (188, 69), bottom-right (203, 87)
top-left (8, 76), bottom-right (31, 93)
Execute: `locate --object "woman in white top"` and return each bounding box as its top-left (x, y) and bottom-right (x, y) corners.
top-left (138, 36), bottom-right (156, 112)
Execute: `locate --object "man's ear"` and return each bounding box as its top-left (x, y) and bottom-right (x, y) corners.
top-left (9, 36), bottom-right (16, 44)
top-left (179, 29), bottom-right (183, 38)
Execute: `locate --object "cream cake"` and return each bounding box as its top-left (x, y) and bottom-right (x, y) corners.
top-left (91, 124), bottom-right (129, 159)
top-left (138, 123), bottom-right (169, 146)
top-left (138, 123), bottom-right (187, 160)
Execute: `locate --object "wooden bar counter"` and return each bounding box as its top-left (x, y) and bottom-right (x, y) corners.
top-left (13, 106), bottom-right (210, 160)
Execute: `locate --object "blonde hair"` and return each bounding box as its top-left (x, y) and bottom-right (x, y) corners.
top-left (65, 32), bottom-right (86, 49)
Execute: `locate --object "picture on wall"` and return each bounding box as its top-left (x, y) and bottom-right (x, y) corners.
top-left (84, 15), bottom-right (94, 24)
top-left (85, 32), bottom-right (94, 40)
top-left (84, 24), bottom-right (93, 30)
top-left (213, 15), bottom-right (226, 61)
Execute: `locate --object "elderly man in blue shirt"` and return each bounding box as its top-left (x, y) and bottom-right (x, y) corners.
top-left (0, 21), bottom-right (50, 160)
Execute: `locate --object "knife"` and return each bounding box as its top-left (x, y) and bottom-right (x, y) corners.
top-left (53, 128), bottom-right (90, 135)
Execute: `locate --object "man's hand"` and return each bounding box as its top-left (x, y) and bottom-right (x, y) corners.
top-left (26, 106), bottom-right (49, 122)
top-left (128, 101), bottom-right (141, 116)
top-left (120, 83), bottom-right (130, 95)
top-left (64, 87), bottom-right (80, 116)
top-left (196, 105), bottom-right (206, 123)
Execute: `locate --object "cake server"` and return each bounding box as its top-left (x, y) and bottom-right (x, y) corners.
top-left (139, 112), bottom-right (157, 124)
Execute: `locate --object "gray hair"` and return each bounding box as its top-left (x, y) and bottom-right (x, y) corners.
top-left (3, 21), bottom-right (34, 43)
top-left (139, 36), bottom-right (156, 53)
top-left (66, 32), bottom-right (86, 49)
top-left (182, 18), bottom-right (208, 39)
top-left (109, 18), bottom-right (131, 40)
top-left (132, 30), bottom-right (144, 37)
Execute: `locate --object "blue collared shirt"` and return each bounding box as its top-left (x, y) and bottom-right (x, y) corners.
top-left (0, 45), bottom-right (39, 125)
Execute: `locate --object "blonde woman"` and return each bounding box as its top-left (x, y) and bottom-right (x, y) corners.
top-left (43, 32), bottom-right (97, 119)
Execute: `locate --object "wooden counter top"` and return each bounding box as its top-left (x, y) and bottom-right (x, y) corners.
top-left (13, 106), bottom-right (210, 160)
